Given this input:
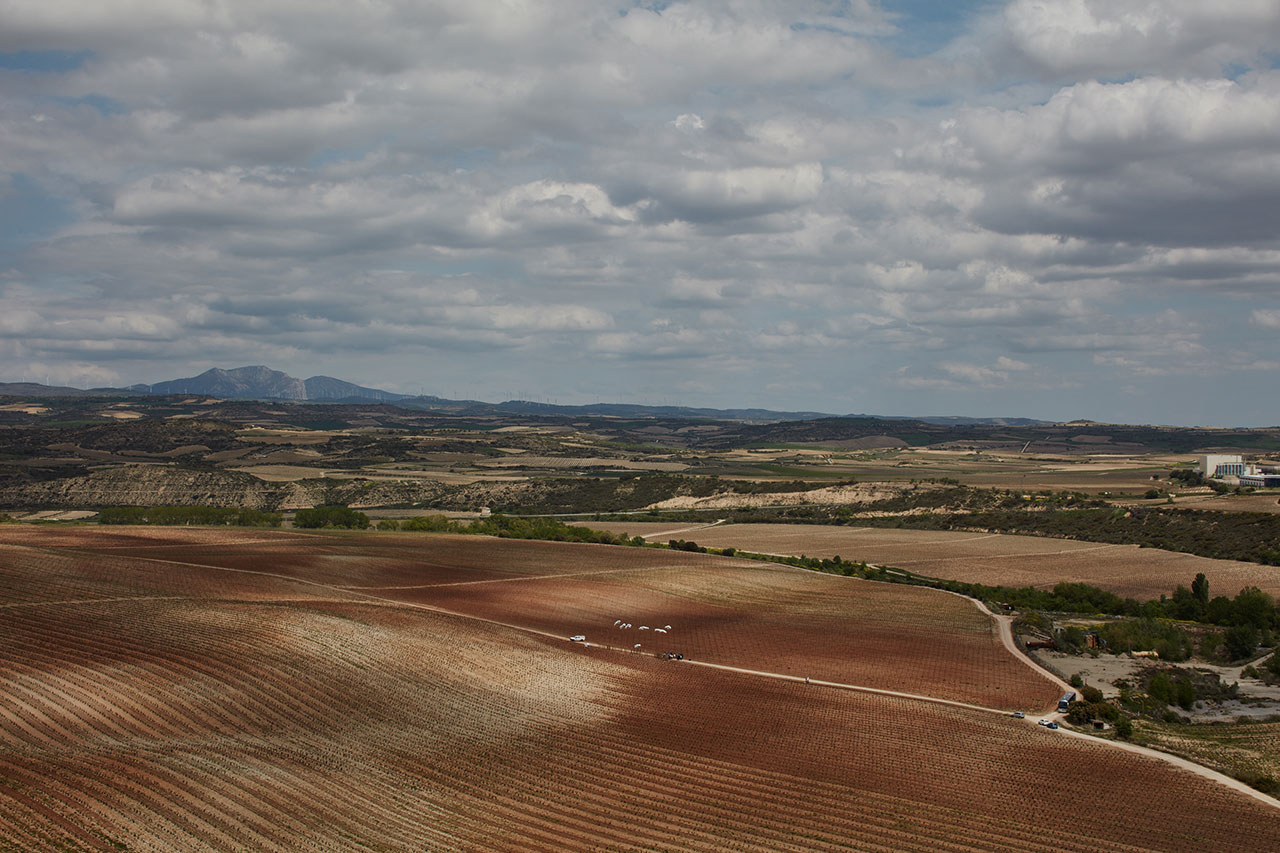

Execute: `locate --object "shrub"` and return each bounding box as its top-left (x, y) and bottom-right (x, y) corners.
top-left (1199, 630), bottom-right (1224, 660)
top-left (1061, 627), bottom-right (1087, 652)
top-left (1174, 678), bottom-right (1196, 710)
top-left (1099, 619), bottom-right (1190, 659)
top-left (294, 506), bottom-right (371, 529)
top-left (1148, 673), bottom-right (1172, 704)
top-left (1235, 773), bottom-right (1279, 796)
top-left (403, 515), bottom-right (459, 532)
top-left (1224, 624), bottom-right (1259, 661)
top-left (98, 506), bottom-right (281, 527)
top-left (1065, 699), bottom-right (1120, 726)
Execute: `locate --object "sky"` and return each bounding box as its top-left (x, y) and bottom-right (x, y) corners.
top-left (1, 1), bottom-right (1278, 426)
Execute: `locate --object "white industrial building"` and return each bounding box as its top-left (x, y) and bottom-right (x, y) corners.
top-left (1239, 470), bottom-right (1280, 488)
top-left (1200, 454), bottom-right (1245, 478)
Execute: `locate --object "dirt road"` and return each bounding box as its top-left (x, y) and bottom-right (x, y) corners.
top-left (632, 518), bottom-right (728, 539)
top-left (32, 545), bottom-right (1278, 812)
top-left (971, 597), bottom-right (1075, 694)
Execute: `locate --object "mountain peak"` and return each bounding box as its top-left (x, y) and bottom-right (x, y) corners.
top-left (136, 366), bottom-right (408, 402)
top-left (303, 375), bottom-right (408, 402)
top-left (148, 366), bottom-right (306, 400)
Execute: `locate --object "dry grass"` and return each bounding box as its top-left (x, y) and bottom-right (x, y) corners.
top-left (230, 464), bottom-right (325, 481)
top-left (1172, 493), bottom-right (1280, 514)
top-left (1136, 719), bottom-right (1280, 791)
top-left (475, 456), bottom-right (687, 471)
top-left (709, 446), bottom-right (1185, 493)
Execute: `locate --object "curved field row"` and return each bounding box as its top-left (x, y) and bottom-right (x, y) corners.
top-left (1, 525), bottom-right (1278, 850)
top-left (14, 527), bottom-right (1059, 710)
top-left (0, 525), bottom-right (318, 551)
top-left (582, 522), bottom-right (1280, 598)
top-left (1, 594), bottom-right (1278, 850)
top-left (404, 562), bottom-right (1058, 710)
top-left (0, 596), bottom-right (616, 852)
top-left (0, 544), bottom-right (365, 606)
top-left (101, 530), bottom-right (730, 589)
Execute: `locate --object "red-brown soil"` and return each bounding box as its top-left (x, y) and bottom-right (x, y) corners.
top-left (404, 562), bottom-right (1054, 710)
top-left (1, 525), bottom-right (1278, 851)
top-left (65, 529), bottom-right (1058, 709)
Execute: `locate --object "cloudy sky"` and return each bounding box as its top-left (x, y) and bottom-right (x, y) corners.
top-left (2, 1), bottom-right (1278, 425)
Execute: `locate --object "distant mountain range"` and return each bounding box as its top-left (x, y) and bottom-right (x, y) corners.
top-left (0, 365), bottom-right (1050, 425)
top-left (130, 366), bottom-right (409, 403)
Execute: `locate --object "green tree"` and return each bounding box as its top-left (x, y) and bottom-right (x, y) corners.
top-left (1173, 678), bottom-right (1196, 710)
top-left (1191, 572), bottom-right (1209, 606)
top-left (1206, 596), bottom-right (1235, 625)
top-left (294, 506), bottom-right (370, 529)
top-left (1066, 703), bottom-right (1093, 725)
top-left (1148, 673), bottom-right (1172, 705)
top-left (99, 505), bottom-right (280, 527)
top-left (1267, 654), bottom-right (1280, 678)
top-left (1170, 585), bottom-right (1202, 621)
top-left (402, 515), bottom-right (458, 532)
top-left (1233, 587), bottom-right (1276, 630)
top-left (1224, 624), bottom-right (1259, 660)
top-left (1199, 630), bottom-right (1224, 660)
top-left (1155, 637), bottom-right (1190, 662)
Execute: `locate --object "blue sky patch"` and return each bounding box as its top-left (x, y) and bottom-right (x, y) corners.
top-left (0, 173), bottom-right (75, 252)
top-left (0, 50), bottom-right (92, 72)
top-left (878, 0), bottom-right (999, 56)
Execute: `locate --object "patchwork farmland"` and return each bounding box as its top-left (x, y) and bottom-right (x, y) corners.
top-left (584, 521), bottom-right (1280, 599)
top-left (1, 525), bottom-right (1278, 851)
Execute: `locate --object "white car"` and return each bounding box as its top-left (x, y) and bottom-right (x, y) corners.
top-left (569, 635), bottom-right (586, 642)
top-left (1038, 719), bottom-right (1051, 727)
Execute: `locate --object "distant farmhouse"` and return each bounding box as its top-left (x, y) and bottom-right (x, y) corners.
top-left (1200, 454), bottom-right (1280, 487)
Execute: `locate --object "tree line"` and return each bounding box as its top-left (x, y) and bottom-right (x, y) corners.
top-left (99, 506), bottom-right (281, 527)
top-left (367, 513), bottom-right (648, 546)
top-left (705, 504), bottom-right (1280, 566)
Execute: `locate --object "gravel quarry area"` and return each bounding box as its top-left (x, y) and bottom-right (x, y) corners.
top-left (1040, 650), bottom-right (1280, 722)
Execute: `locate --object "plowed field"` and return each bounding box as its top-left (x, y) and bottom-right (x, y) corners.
top-left (1, 525), bottom-right (1278, 851)
top-left (585, 522), bottom-right (1280, 598)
